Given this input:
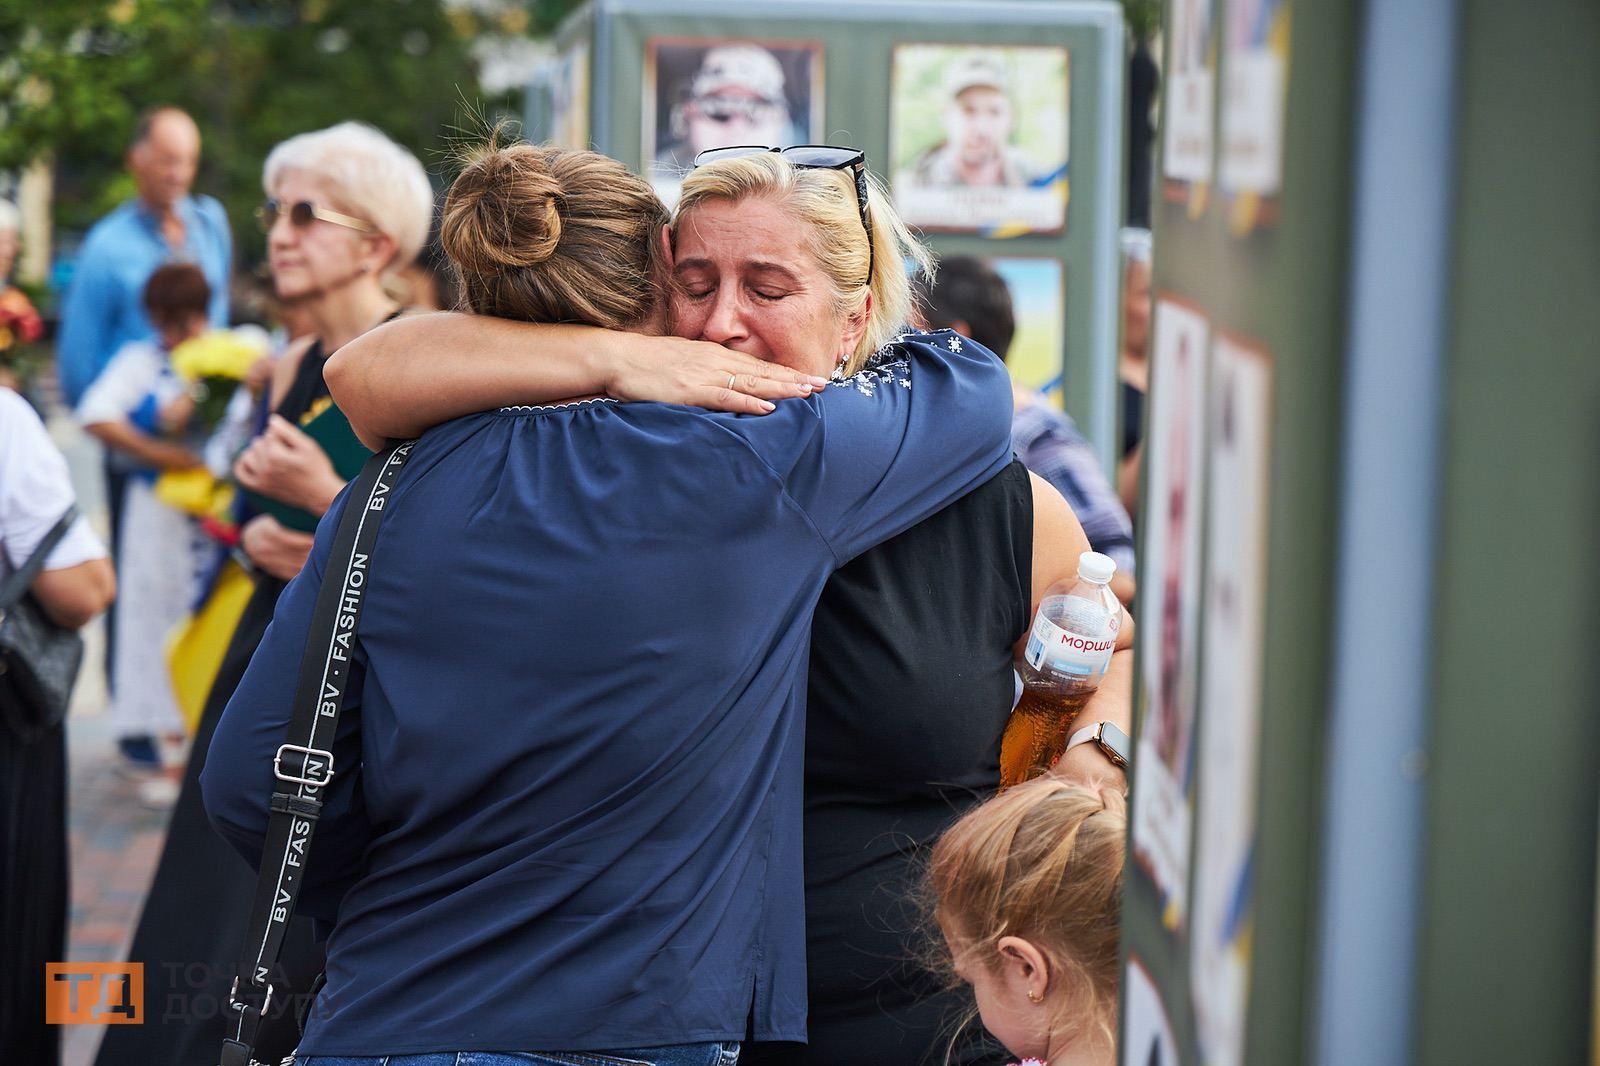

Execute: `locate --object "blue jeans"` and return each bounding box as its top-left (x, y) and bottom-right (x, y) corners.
top-left (298, 1044), bottom-right (740, 1066)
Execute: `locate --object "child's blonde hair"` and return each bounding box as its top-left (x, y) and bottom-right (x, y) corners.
top-left (928, 777), bottom-right (1125, 1052)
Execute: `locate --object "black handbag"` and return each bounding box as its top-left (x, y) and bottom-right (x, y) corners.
top-left (0, 506), bottom-right (86, 743)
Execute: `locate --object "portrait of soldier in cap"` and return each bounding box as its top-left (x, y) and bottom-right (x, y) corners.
top-left (648, 40), bottom-right (819, 188)
top-left (892, 43), bottom-right (1069, 232)
top-left (908, 51), bottom-right (1043, 189)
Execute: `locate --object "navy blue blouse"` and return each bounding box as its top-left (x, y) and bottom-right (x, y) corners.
top-left (202, 331), bottom-right (1013, 1056)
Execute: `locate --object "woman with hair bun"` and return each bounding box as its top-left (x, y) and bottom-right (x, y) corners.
top-left (202, 141), bottom-right (1016, 1066)
top-left (324, 144), bottom-right (1134, 1065)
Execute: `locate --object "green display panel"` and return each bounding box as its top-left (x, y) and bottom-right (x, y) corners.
top-left (1413, 1), bottom-right (1600, 1062)
top-left (528, 0), bottom-right (1126, 470)
top-left (1123, 0), bottom-right (1350, 1063)
top-left (1128, 1), bottom-right (1600, 1064)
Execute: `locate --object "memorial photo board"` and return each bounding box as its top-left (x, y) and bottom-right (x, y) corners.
top-left (643, 37), bottom-right (823, 203)
top-left (1131, 294), bottom-right (1210, 933)
top-left (890, 43), bottom-right (1070, 235)
top-left (1164, 0), bottom-right (1216, 200)
top-left (1190, 331), bottom-right (1274, 1066)
top-left (992, 257), bottom-right (1067, 401)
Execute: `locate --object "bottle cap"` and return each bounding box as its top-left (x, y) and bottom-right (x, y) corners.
top-left (1077, 551), bottom-right (1116, 585)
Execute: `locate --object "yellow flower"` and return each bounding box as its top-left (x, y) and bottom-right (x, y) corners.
top-left (155, 468), bottom-right (235, 518)
top-left (170, 330), bottom-right (265, 382)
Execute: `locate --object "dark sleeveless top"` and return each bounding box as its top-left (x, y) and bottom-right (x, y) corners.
top-left (279, 335), bottom-right (331, 417)
top-left (240, 336), bottom-right (371, 532)
top-left (1121, 379), bottom-right (1146, 459)
top-left (746, 459), bottom-right (1032, 1066)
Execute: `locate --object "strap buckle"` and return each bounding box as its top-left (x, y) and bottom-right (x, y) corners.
top-left (228, 976), bottom-right (274, 1016)
top-left (273, 744), bottom-right (334, 787)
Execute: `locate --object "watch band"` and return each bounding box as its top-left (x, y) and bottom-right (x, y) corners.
top-left (1064, 721), bottom-right (1131, 769)
top-left (1065, 722), bottom-right (1105, 753)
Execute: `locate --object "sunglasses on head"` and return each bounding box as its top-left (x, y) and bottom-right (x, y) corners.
top-left (255, 199), bottom-right (376, 235)
top-left (691, 145), bottom-right (873, 287)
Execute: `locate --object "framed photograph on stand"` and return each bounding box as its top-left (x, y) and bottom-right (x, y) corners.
top-left (891, 44), bottom-right (1070, 235)
top-left (643, 37), bottom-right (823, 205)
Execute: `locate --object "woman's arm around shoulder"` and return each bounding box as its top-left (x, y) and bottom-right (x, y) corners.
top-left (737, 328), bottom-right (1015, 564)
top-left (323, 312), bottom-right (825, 448)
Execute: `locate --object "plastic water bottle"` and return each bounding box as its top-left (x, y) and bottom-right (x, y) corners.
top-left (999, 551), bottom-right (1121, 789)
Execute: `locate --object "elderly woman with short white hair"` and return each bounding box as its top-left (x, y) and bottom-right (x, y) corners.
top-left (95, 121), bottom-right (434, 1066)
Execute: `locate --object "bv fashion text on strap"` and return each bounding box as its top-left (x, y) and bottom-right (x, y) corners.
top-left (220, 441), bottom-right (413, 1066)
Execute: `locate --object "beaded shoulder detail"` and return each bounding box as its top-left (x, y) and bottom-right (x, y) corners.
top-left (838, 326), bottom-right (968, 397)
top-left (835, 357), bottom-right (912, 397)
top-left (497, 397), bottom-right (620, 414)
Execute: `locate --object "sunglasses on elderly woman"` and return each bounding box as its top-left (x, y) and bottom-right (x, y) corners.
top-left (691, 145), bottom-right (874, 287)
top-left (255, 198), bottom-right (376, 234)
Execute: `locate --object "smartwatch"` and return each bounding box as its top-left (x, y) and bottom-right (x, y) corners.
top-left (1064, 721), bottom-right (1131, 770)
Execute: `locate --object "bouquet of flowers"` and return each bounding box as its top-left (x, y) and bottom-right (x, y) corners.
top-left (155, 329), bottom-right (269, 527)
top-left (169, 329), bottom-right (265, 430)
top-left (0, 285), bottom-right (45, 388)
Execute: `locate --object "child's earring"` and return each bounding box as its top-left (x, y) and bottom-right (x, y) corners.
top-left (1026, 989), bottom-right (1043, 1004)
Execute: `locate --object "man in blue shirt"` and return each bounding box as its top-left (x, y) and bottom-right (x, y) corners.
top-left (58, 106), bottom-right (232, 404)
top-left (58, 106), bottom-right (231, 761)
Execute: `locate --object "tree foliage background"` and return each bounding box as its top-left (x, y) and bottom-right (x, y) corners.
top-left (0, 0), bottom-right (585, 266)
top-left (0, 0), bottom-right (1152, 271)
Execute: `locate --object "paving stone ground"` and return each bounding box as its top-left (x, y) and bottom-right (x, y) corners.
top-left (61, 701), bottom-right (176, 1066)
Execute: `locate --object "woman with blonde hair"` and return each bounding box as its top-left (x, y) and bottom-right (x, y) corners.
top-left (99, 121), bottom-right (434, 1066)
top-left (204, 141), bottom-right (1015, 1065)
top-left (320, 145), bottom-right (1135, 1065)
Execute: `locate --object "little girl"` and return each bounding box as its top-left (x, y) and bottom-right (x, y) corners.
top-left (929, 776), bottom-right (1125, 1066)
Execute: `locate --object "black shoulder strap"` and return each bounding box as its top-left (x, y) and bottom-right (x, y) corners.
top-left (0, 505), bottom-right (79, 612)
top-left (220, 441), bottom-right (413, 1066)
